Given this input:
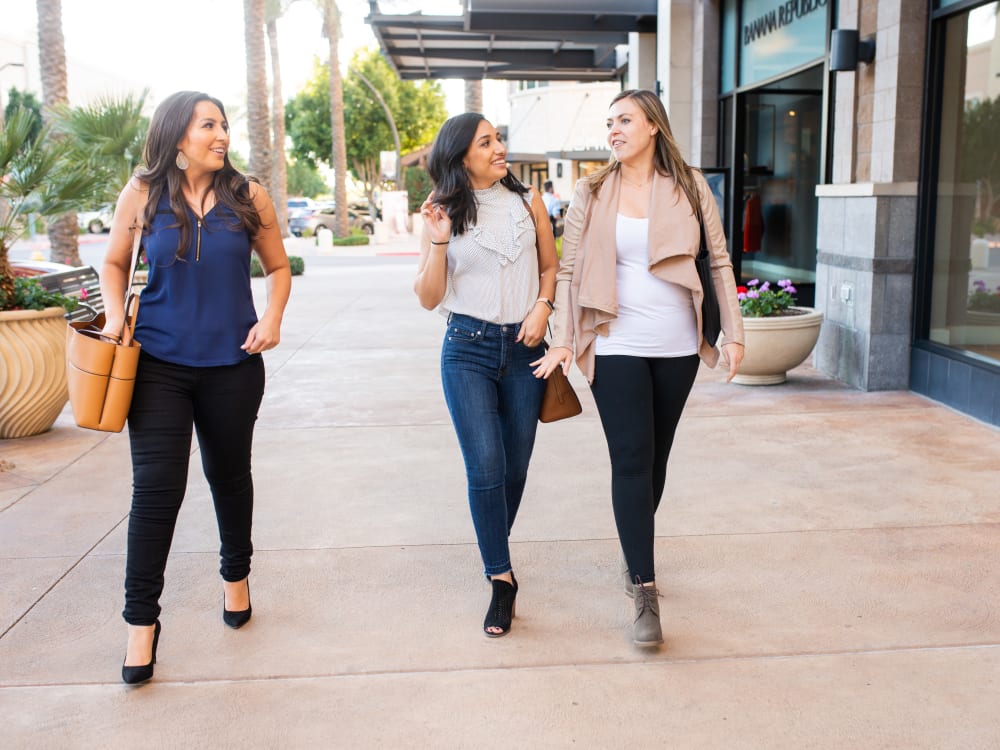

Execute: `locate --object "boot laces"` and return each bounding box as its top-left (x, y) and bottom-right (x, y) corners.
top-left (633, 577), bottom-right (659, 614)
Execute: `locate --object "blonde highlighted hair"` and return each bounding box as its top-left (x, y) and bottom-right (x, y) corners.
top-left (589, 89), bottom-right (702, 219)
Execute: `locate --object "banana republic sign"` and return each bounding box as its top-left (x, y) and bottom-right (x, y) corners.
top-left (738, 0), bottom-right (829, 86)
top-left (744, 0), bottom-right (828, 45)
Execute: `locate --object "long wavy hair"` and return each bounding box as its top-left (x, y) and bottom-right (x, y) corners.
top-left (589, 89), bottom-right (702, 220)
top-left (426, 112), bottom-right (528, 236)
top-left (134, 91), bottom-right (261, 258)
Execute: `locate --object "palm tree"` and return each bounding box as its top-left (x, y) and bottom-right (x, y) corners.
top-left (35, 0), bottom-right (80, 266)
top-left (0, 109), bottom-right (103, 309)
top-left (321, 0), bottom-right (349, 237)
top-left (465, 80), bottom-right (483, 114)
top-left (243, 0), bottom-right (273, 190)
top-left (54, 92), bottom-right (149, 207)
top-left (266, 0), bottom-right (291, 236)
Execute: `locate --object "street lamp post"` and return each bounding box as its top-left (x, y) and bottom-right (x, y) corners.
top-left (348, 67), bottom-right (401, 188)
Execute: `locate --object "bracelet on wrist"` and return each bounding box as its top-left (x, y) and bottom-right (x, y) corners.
top-left (430, 240), bottom-right (449, 246)
top-left (535, 297), bottom-right (555, 312)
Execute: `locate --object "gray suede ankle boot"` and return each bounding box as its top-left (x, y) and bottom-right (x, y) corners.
top-left (632, 579), bottom-right (663, 646)
top-left (621, 554), bottom-right (635, 598)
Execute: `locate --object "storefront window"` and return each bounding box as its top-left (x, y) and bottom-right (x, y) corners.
top-left (929, 2), bottom-right (1000, 364)
top-left (721, 0), bottom-right (737, 94)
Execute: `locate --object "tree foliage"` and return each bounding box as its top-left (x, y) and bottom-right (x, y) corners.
top-left (961, 95), bottom-right (1000, 224)
top-left (404, 166), bottom-right (433, 214)
top-left (4, 88), bottom-right (43, 142)
top-left (0, 108), bottom-right (105, 307)
top-left (53, 92), bottom-right (149, 208)
top-left (286, 48), bottom-right (447, 204)
top-left (287, 159), bottom-right (328, 198)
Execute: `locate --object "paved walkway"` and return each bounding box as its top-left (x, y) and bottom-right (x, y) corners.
top-left (1, 231), bottom-right (998, 748)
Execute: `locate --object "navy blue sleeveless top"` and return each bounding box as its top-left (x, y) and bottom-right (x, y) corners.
top-left (134, 191), bottom-right (258, 366)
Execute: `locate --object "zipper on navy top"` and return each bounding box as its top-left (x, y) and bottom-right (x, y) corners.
top-left (196, 219), bottom-right (202, 262)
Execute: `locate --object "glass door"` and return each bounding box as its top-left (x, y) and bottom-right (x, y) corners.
top-left (739, 68), bottom-right (824, 305)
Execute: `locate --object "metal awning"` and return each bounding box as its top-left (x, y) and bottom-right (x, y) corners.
top-left (546, 148), bottom-right (611, 161)
top-left (366, 1), bottom-right (656, 82)
top-left (505, 152), bottom-right (548, 164)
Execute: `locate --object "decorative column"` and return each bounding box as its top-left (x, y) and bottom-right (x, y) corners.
top-left (814, 0), bottom-right (927, 389)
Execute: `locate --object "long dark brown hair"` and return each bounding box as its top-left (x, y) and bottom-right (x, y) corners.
top-left (135, 91), bottom-right (261, 258)
top-left (426, 112), bottom-right (528, 236)
top-left (590, 89), bottom-right (702, 219)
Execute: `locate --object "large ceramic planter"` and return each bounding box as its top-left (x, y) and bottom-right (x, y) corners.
top-left (732, 307), bottom-right (824, 385)
top-left (0, 306), bottom-right (69, 438)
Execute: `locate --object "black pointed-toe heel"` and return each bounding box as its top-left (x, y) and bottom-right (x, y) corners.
top-left (483, 573), bottom-right (518, 638)
top-left (223, 579), bottom-right (252, 629)
top-left (122, 620), bottom-right (161, 685)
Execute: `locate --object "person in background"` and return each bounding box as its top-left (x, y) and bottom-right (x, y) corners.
top-left (101, 91), bottom-right (291, 684)
top-left (542, 180), bottom-right (561, 219)
top-left (533, 89), bottom-right (744, 647)
top-left (414, 113), bottom-right (558, 638)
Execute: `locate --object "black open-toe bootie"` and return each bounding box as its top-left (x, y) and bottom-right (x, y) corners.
top-left (122, 620), bottom-right (161, 685)
top-left (483, 573), bottom-right (518, 638)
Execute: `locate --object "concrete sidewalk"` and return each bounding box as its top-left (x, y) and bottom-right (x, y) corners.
top-left (1, 231), bottom-right (998, 748)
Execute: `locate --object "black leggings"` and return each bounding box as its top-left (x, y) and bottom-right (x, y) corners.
top-left (589, 354), bottom-right (700, 584)
top-left (122, 351), bottom-right (265, 625)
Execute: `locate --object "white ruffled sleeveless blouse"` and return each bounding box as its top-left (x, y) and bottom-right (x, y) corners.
top-left (439, 183), bottom-right (539, 324)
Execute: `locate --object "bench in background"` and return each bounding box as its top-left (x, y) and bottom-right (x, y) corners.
top-left (35, 266), bottom-right (103, 322)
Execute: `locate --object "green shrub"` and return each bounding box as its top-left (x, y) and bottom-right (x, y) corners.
top-left (333, 234), bottom-right (370, 246)
top-left (250, 255), bottom-right (304, 277)
top-left (0, 277), bottom-right (80, 312)
top-left (971, 217), bottom-right (998, 237)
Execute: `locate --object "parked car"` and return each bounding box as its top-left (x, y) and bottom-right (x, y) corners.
top-left (289, 204), bottom-right (375, 236)
top-left (286, 197), bottom-right (316, 219)
top-left (77, 206), bottom-right (114, 233)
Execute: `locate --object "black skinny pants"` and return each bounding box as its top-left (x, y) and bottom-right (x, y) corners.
top-left (589, 354), bottom-right (700, 584)
top-left (122, 351), bottom-right (265, 625)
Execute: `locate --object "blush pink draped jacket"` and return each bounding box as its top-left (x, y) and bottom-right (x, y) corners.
top-left (550, 169), bottom-right (745, 383)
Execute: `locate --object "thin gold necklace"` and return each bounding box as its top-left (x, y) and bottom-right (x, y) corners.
top-left (621, 173), bottom-right (653, 189)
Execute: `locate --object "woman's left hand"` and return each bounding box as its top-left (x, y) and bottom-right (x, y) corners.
top-left (722, 342), bottom-right (744, 382)
top-left (516, 302), bottom-right (550, 347)
top-left (241, 315), bottom-right (282, 354)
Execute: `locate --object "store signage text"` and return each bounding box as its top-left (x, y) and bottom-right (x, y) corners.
top-left (743, 0), bottom-right (828, 45)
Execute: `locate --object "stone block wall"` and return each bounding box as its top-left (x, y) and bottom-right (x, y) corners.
top-left (815, 0), bottom-right (927, 391)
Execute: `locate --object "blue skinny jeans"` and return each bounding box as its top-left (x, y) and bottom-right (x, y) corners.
top-left (440, 313), bottom-right (546, 577)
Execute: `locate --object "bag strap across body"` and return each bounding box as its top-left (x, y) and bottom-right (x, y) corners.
top-left (112, 195), bottom-right (148, 346)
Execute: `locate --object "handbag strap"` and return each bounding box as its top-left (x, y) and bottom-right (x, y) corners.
top-left (117, 193), bottom-right (148, 343)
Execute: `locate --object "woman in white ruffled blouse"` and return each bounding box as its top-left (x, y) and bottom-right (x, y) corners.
top-left (414, 113), bottom-right (558, 638)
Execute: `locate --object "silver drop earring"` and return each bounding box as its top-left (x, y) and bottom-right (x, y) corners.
top-left (175, 151), bottom-right (190, 170)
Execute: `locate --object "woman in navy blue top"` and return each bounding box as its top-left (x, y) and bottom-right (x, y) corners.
top-left (100, 91), bottom-right (291, 684)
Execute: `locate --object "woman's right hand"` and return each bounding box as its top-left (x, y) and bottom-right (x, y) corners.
top-left (420, 195), bottom-right (452, 244)
top-left (531, 346), bottom-right (573, 379)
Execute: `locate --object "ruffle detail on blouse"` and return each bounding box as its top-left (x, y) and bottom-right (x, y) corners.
top-left (469, 185), bottom-right (534, 265)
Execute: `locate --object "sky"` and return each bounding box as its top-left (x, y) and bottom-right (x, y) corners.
top-left (0, 0), bottom-right (496, 130)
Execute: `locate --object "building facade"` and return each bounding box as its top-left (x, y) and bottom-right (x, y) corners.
top-left (369, 0), bottom-right (1000, 427)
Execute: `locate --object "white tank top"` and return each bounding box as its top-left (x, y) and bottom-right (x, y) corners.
top-left (439, 184), bottom-right (538, 324)
top-left (594, 214), bottom-right (699, 358)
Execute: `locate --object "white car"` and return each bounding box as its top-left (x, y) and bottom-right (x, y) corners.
top-left (286, 197), bottom-right (317, 219)
top-left (78, 207), bottom-right (114, 233)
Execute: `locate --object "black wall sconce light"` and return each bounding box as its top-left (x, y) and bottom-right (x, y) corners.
top-left (829, 29), bottom-right (876, 72)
